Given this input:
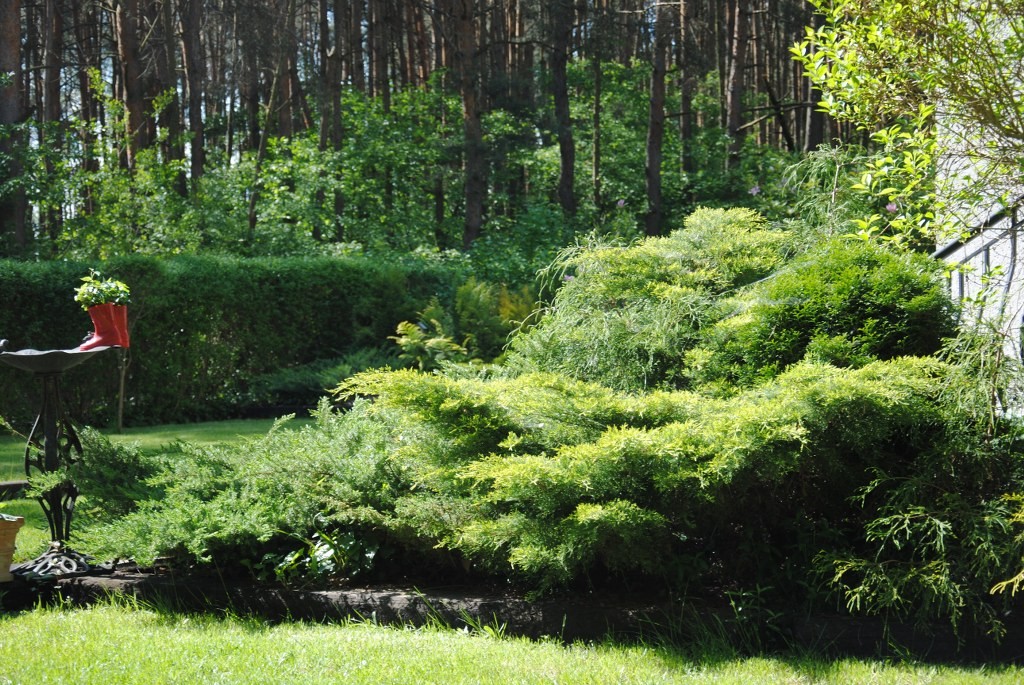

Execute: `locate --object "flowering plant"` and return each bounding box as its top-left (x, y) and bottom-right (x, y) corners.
top-left (73, 269), bottom-right (131, 310)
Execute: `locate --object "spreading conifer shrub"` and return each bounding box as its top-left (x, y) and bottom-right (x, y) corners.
top-left (80, 358), bottom-right (951, 596)
top-left (71, 208), bottom-right (1024, 641)
top-left (504, 207), bottom-right (793, 391)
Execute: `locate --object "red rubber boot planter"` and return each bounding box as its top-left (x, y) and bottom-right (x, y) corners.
top-left (79, 303), bottom-right (130, 350)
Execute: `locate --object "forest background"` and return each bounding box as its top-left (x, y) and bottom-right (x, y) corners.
top-left (0, 0), bottom-right (856, 427)
top-left (0, 0), bottom-right (831, 261)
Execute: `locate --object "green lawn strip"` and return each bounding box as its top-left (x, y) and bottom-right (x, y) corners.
top-left (102, 416), bottom-right (314, 454)
top-left (0, 416), bottom-right (313, 474)
top-left (0, 603), bottom-right (1016, 684)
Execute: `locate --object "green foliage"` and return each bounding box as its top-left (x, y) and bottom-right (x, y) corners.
top-left (3, 60), bottom-right (803, 264)
top-left (73, 269), bottom-right (131, 310)
top-left (565, 61), bottom-right (752, 226)
top-left (69, 206), bottom-right (1024, 643)
top-left (391, 319), bottom-right (469, 371)
top-left (389, 278), bottom-right (537, 368)
top-left (241, 348), bottom-right (403, 416)
top-left (454, 277), bottom-right (536, 361)
top-left (38, 86), bottom-right (462, 259)
top-left (792, 0), bottom-right (1024, 246)
top-left (692, 238), bottom-right (955, 388)
top-left (505, 207), bottom-right (792, 391)
top-left (74, 428), bottom-right (161, 519)
top-left (79, 406), bottom-right (398, 567)
top-left (820, 317), bottom-right (1024, 640)
top-left (439, 358), bottom-right (946, 590)
top-left (466, 203), bottom-right (576, 287)
top-left (266, 529), bottom-right (378, 585)
top-left (91, 354), bottom-right (951, 594)
top-left (769, 145), bottom-right (877, 245)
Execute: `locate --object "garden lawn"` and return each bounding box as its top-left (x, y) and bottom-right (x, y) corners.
top-left (0, 417), bottom-right (313, 479)
top-left (0, 602), bottom-right (1019, 685)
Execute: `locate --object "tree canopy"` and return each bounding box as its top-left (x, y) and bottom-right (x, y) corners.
top-left (794, 0), bottom-right (1024, 243)
top-left (0, 0), bottom-right (838, 260)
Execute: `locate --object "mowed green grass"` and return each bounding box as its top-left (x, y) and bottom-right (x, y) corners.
top-left (0, 602), bottom-right (1019, 685)
top-left (0, 416), bottom-right (313, 477)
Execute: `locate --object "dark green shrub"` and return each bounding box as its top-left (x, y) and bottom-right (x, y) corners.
top-left (74, 428), bottom-right (162, 519)
top-left (240, 347), bottom-right (403, 416)
top-left (66, 207), bottom-right (1024, 641)
top-left (442, 358), bottom-right (947, 590)
top-left (79, 405), bottom-right (403, 568)
top-left (0, 254), bottom-right (459, 426)
top-left (85, 357), bottom-right (951, 595)
top-left (467, 203), bottom-right (576, 287)
top-left (819, 321), bottom-right (1024, 639)
top-left (691, 239), bottom-right (956, 388)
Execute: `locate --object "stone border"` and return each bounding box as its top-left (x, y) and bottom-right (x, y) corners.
top-left (57, 572), bottom-right (660, 642)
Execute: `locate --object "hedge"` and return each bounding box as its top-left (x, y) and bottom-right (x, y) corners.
top-left (0, 255), bottom-right (461, 428)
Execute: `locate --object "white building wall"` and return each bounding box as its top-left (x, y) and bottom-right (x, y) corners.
top-left (934, 206), bottom-right (1024, 359)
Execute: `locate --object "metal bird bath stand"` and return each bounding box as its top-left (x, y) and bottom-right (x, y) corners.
top-left (0, 342), bottom-right (110, 578)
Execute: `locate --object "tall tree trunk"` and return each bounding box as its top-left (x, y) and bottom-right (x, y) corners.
top-left (644, 0), bottom-right (668, 236)
top-left (113, 0), bottom-right (147, 168)
top-left (72, 0), bottom-right (101, 218)
top-left (551, 0), bottom-right (576, 217)
top-left (152, 0), bottom-right (185, 193)
top-left (513, 0), bottom-right (533, 107)
top-left (248, 0), bottom-right (295, 240)
top-left (726, 0), bottom-right (750, 162)
top-left (592, 57), bottom-right (602, 208)
top-left (42, 0), bottom-right (62, 128)
top-left (411, 0), bottom-right (429, 85)
top-left (240, 37), bottom-right (261, 150)
top-left (370, 0), bottom-right (391, 107)
top-left (273, 0), bottom-right (300, 138)
top-left (42, 0), bottom-right (63, 247)
top-left (350, 0), bottom-right (366, 91)
top-left (317, 0), bottom-right (345, 241)
top-left (678, 0), bottom-right (697, 176)
top-left (182, 0), bottom-right (205, 183)
top-left (226, 13), bottom-right (238, 157)
top-left (332, 0), bottom-right (347, 237)
top-left (432, 67), bottom-right (448, 246)
top-left (445, 0), bottom-right (485, 249)
top-left (802, 5), bottom-right (825, 152)
top-left (0, 0), bottom-right (26, 253)
top-left (588, 0), bottom-right (613, 209)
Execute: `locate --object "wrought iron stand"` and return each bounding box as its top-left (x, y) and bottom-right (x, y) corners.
top-left (0, 343), bottom-right (110, 579)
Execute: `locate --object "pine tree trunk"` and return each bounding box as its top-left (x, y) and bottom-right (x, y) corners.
top-left (182, 0), bottom-right (205, 183)
top-left (551, 0), bottom-right (576, 217)
top-left (726, 0), bottom-right (750, 162)
top-left (645, 2), bottom-right (668, 236)
top-left (0, 0), bottom-right (26, 253)
top-left (113, 0), bottom-right (147, 168)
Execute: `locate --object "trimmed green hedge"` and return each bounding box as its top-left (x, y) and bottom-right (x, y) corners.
top-left (0, 255), bottom-right (460, 427)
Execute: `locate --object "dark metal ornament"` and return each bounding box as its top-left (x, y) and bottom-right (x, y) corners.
top-left (0, 346), bottom-right (110, 579)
